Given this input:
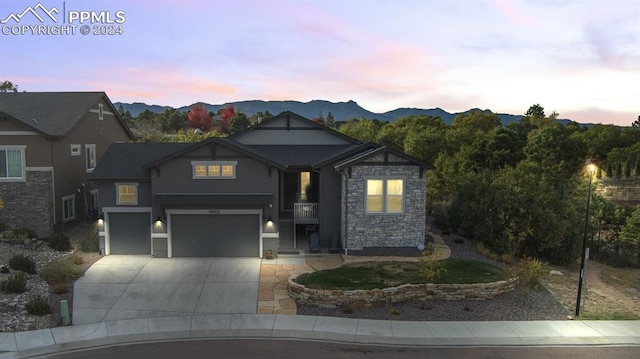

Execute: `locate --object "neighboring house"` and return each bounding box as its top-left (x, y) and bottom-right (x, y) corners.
top-left (89, 111), bottom-right (432, 257)
top-left (0, 92), bottom-right (135, 237)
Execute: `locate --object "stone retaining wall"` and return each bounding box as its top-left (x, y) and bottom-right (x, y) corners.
top-left (288, 275), bottom-right (518, 308)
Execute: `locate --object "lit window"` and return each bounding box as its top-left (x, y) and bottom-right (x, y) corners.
top-left (366, 179), bottom-right (383, 213)
top-left (85, 144), bottom-right (96, 172)
top-left (192, 161), bottom-right (236, 179)
top-left (0, 146), bottom-right (25, 180)
top-left (208, 164), bottom-right (221, 176)
top-left (366, 179), bottom-right (404, 214)
top-left (116, 183), bottom-right (138, 205)
top-left (62, 195), bottom-right (75, 222)
top-left (221, 165), bottom-right (234, 177)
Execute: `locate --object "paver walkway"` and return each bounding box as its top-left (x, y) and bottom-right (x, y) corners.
top-left (256, 228), bottom-right (451, 314)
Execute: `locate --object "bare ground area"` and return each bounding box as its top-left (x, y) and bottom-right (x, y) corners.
top-left (542, 260), bottom-right (640, 319)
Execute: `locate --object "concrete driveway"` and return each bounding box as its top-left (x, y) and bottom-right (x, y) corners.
top-left (72, 256), bottom-right (261, 325)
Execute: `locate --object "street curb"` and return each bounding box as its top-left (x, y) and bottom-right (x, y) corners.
top-left (1, 316), bottom-right (639, 358)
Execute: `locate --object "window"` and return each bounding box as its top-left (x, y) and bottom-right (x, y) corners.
top-left (116, 183), bottom-right (138, 205)
top-left (89, 189), bottom-right (100, 218)
top-left (85, 144), bottom-right (96, 173)
top-left (0, 146), bottom-right (25, 181)
top-left (192, 161), bottom-right (236, 179)
top-left (70, 144), bottom-right (81, 157)
top-left (62, 195), bottom-right (75, 222)
top-left (366, 179), bottom-right (404, 214)
top-left (98, 104), bottom-right (104, 120)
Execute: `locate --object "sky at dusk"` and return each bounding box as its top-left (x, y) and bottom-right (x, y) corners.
top-left (1, 0), bottom-right (638, 125)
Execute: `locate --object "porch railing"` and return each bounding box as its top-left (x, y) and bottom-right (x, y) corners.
top-left (293, 202), bottom-right (319, 248)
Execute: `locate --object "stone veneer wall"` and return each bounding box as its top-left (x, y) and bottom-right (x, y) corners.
top-left (597, 178), bottom-right (640, 206)
top-left (289, 276), bottom-right (518, 308)
top-left (0, 170), bottom-right (54, 238)
top-left (340, 153), bottom-right (426, 250)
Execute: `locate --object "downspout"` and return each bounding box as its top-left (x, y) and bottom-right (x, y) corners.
top-left (50, 140), bottom-right (57, 228)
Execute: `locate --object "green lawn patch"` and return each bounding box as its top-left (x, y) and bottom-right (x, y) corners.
top-left (295, 259), bottom-right (506, 290)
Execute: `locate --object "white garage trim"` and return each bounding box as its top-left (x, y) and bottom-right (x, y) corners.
top-left (165, 208), bottom-right (262, 258)
top-left (102, 207), bottom-right (152, 255)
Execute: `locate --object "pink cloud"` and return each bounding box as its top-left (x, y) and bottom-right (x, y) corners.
top-left (491, 0), bottom-right (533, 26)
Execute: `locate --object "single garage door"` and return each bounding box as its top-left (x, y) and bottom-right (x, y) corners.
top-left (109, 212), bottom-right (151, 254)
top-left (171, 214), bottom-right (260, 257)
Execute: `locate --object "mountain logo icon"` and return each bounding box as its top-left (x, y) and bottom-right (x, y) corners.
top-left (1, 2), bottom-right (60, 24)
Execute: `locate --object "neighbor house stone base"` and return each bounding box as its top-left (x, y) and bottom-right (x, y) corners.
top-left (0, 170), bottom-right (54, 238)
top-left (288, 275), bottom-right (518, 308)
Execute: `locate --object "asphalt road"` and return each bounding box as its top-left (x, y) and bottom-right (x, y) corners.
top-left (39, 339), bottom-right (640, 359)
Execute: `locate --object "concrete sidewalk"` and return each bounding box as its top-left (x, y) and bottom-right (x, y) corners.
top-left (1, 316), bottom-right (639, 358)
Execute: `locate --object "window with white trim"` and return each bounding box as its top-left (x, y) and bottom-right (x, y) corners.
top-left (62, 195), bottom-right (75, 222)
top-left (366, 178), bottom-right (404, 214)
top-left (70, 144), bottom-right (81, 157)
top-left (98, 104), bottom-right (104, 120)
top-left (85, 144), bottom-right (96, 172)
top-left (0, 146), bottom-right (25, 181)
top-left (191, 161), bottom-right (237, 179)
top-left (116, 183), bottom-right (138, 205)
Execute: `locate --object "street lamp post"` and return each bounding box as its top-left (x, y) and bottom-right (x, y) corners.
top-left (575, 163), bottom-right (596, 317)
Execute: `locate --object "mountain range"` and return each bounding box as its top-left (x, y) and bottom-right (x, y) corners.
top-left (114, 99), bottom-right (572, 126)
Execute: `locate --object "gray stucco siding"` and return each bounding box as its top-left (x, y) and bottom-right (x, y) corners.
top-left (97, 181), bottom-right (152, 209)
top-left (341, 156), bottom-right (426, 251)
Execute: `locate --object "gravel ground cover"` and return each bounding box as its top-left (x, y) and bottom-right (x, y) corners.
top-left (0, 221), bottom-right (102, 332)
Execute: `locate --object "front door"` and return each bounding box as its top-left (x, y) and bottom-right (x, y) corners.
top-left (283, 172), bottom-right (298, 211)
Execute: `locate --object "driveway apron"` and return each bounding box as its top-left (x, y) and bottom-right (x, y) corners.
top-left (72, 256), bottom-right (261, 325)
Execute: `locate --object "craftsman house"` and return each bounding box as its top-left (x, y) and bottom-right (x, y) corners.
top-left (89, 111), bottom-right (431, 257)
top-left (0, 92), bottom-right (135, 237)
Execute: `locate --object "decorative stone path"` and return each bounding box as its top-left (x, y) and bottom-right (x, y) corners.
top-left (256, 228), bottom-right (451, 314)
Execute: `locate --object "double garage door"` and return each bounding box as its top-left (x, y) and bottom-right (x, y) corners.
top-left (171, 214), bottom-right (260, 257)
top-left (107, 212), bottom-right (260, 257)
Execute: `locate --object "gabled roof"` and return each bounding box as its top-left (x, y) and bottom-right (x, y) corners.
top-left (230, 111), bottom-right (358, 144)
top-left (334, 146), bottom-right (434, 171)
top-left (0, 92), bottom-right (134, 138)
top-left (311, 142), bottom-right (380, 169)
top-left (142, 137), bottom-right (288, 171)
top-left (88, 143), bottom-right (192, 181)
top-left (244, 144), bottom-right (356, 168)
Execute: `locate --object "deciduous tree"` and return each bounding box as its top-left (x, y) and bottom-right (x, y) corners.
top-left (187, 103), bottom-right (212, 131)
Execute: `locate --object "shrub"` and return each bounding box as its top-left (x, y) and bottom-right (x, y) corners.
top-left (3, 272), bottom-right (27, 293)
top-left (48, 234), bottom-right (72, 252)
top-left (52, 283), bottom-right (69, 294)
top-left (0, 220), bottom-right (6, 232)
top-left (14, 227), bottom-right (35, 239)
top-left (0, 264), bottom-right (9, 273)
top-left (25, 295), bottom-right (51, 316)
top-left (517, 257), bottom-right (546, 291)
top-left (40, 258), bottom-right (84, 285)
top-left (79, 234), bottom-right (99, 252)
top-left (69, 253), bottom-right (84, 265)
top-left (9, 254), bottom-right (36, 274)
